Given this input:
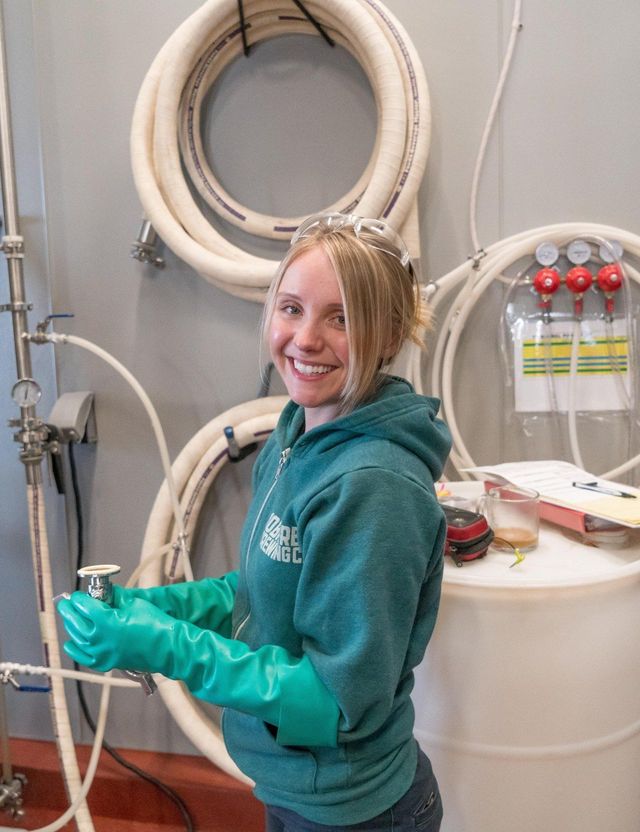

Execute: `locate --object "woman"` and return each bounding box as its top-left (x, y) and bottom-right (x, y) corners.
top-left (58, 212), bottom-right (451, 831)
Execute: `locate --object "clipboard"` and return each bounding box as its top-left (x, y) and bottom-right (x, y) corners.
top-left (464, 460), bottom-right (640, 528)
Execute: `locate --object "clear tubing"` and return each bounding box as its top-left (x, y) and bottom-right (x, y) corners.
top-left (567, 319), bottom-right (586, 470)
top-left (45, 333), bottom-right (193, 582)
top-left (424, 223), bottom-right (640, 475)
top-left (563, 236), bottom-right (635, 473)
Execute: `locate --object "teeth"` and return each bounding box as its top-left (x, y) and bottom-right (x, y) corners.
top-left (293, 360), bottom-right (334, 376)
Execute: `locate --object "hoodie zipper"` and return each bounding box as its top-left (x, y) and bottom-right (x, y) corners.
top-left (233, 447), bottom-right (291, 639)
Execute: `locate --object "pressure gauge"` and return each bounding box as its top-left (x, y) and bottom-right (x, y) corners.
top-left (11, 378), bottom-right (42, 408)
top-left (599, 239), bottom-right (623, 264)
top-left (535, 241), bottom-right (559, 267)
top-left (566, 239), bottom-right (591, 265)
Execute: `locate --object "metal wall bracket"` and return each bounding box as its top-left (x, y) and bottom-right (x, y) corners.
top-left (47, 391), bottom-right (97, 444)
top-left (131, 219), bottom-right (165, 268)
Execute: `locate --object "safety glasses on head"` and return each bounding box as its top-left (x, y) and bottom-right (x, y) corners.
top-left (291, 212), bottom-right (412, 272)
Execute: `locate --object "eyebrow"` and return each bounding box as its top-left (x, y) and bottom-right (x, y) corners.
top-left (276, 292), bottom-right (344, 311)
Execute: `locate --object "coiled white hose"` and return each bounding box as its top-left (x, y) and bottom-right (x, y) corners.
top-left (130, 0), bottom-right (430, 300)
top-left (136, 395), bottom-right (287, 781)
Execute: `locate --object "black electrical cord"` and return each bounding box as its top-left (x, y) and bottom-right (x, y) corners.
top-left (67, 442), bottom-right (196, 832)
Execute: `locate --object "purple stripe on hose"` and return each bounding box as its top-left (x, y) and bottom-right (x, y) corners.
top-left (32, 487), bottom-right (46, 612)
top-left (160, 426), bottom-right (277, 578)
top-left (185, 29), bottom-right (248, 221)
top-left (362, 0), bottom-right (422, 220)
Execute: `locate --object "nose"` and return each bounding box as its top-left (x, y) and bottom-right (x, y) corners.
top-left (294, 317), bottom-right (323, 352)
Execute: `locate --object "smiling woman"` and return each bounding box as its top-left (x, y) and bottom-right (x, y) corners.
top-left (262, 211), bottom-right (430, 419)
top-left (269, 246), bottom-right (350, 431)
top-left (58, 213), bottom-right (451, 831)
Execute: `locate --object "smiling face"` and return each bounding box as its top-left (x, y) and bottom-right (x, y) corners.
top-left (269, 245), bottom-right (350, 431)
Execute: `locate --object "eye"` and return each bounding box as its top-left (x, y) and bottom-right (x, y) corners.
top-left (280, 303), bottom-right (301, 316)
top-left (330, 313), bottom-right (346, 329)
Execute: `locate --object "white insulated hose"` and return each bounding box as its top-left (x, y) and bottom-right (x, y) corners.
top-left (24, 483), bottom-right (95, 832)
top-left (130, 0), bottom-right (430, 299)
top-left (136, 396), bottom-right (287, 781)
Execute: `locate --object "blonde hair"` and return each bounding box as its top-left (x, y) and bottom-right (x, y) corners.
top-left (262, 222), bottom-right (431, 415)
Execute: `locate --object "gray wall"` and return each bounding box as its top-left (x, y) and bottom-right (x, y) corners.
top-left (1, 0), bottom-right (639, 754)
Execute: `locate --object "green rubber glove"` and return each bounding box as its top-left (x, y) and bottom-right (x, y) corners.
top-left (57, 591), bottom-right (339, 748)
top-left (111, 572), bottom-right (238, 637)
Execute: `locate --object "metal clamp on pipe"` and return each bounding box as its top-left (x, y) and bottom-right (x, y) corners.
top-left (0, 234), bottom-right (23, 258)
top-left (0, 301), bottom-right (31, 313)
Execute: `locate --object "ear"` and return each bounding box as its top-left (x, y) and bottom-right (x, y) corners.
top-left (381, 334), bottom-right (402, 363)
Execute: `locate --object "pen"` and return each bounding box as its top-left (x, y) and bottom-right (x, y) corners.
top-left (572, 481), bottom-right (637, 499)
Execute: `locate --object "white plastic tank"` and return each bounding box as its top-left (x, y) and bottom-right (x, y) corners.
top-left (412, 483), bottom-right (640, 832)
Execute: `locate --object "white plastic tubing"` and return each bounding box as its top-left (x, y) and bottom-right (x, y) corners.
top-left (408, 223), bottom-right (640, 478)
top-left (47, 333), bottom-right (194, 582)
top-left (130, 0), bottom-right (430, 301)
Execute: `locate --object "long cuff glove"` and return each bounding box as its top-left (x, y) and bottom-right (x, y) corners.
top-left (111, 572), bottom-right (238, 637)
top-left (57, 592), bottom-right (339, 748)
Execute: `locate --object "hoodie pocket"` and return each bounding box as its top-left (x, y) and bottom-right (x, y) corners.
top-left (223, 708), bottom-right (317, 795)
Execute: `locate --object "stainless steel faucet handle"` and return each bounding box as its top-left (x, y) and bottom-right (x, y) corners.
top-left (77, 563), bottom-right (121, 605)
top-left (76, 563), bottom-right (156, 696)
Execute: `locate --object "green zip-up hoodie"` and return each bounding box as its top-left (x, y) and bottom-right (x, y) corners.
top-left (222, 377), bottom-right (451, 825)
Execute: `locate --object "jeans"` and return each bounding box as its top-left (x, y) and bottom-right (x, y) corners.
top-left (264, 745), bottom-right (443, 832)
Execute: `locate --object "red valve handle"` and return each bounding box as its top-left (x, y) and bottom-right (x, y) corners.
top-left (533, 268), bottom-right (561, 296)
top-left (597, 264), bottom-right (623, 293)
top-left (565, 266), bottom-right (593, 294)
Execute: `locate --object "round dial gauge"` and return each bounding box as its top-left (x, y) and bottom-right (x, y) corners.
top-left (535, 241), bottom-right (559, 267)
top-left (11, 378), bottom-right (42, 408)
top-left (599, 240), bottom-right (623, 264)
top-left (566, 239), bottom-right (592, 265)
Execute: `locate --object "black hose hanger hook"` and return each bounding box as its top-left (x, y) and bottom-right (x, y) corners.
top-left (237, 0), bottom-right (335, 57)
top-left (237, 0), bottom-right (250, 56)
top-left (291, 0), bottom-right (335, 47)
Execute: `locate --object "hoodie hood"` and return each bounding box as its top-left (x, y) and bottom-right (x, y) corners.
top-left (275, 376), bottom-right (451, 482)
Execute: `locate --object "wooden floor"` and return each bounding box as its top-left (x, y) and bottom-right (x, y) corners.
top-left (2, 737), bottom-right (265, 831)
